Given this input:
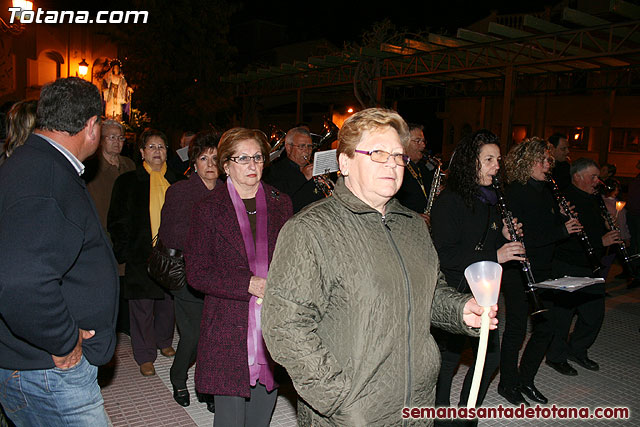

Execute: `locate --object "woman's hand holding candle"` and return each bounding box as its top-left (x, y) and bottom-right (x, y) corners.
top-left (463, 298), bottom-right (498, 329)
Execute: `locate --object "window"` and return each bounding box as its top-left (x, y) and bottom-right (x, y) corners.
top-left (611, 128), bottom-right (640, 153)
top-left (550, 126), bottom-right (589, 151)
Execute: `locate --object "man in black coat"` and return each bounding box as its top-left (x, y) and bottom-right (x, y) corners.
top-left (546, 158), bottom-right (622, 376)
top-left (0, 78), bottom-right (118, 426)
top-left (395, 123), bottom-right (436, 224)
top-left (550, 133), bottom-right (571, 190)
top-left (263, 126), bottom-right (325, 213)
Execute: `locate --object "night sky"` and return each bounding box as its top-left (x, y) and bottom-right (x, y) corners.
top-left (45, 0), bottom-right (550, 47)
top-left (234, 0), bottom-right (550, 45)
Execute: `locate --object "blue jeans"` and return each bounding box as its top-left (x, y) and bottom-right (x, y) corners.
top-left (0, 356), bottom-right (109, 426)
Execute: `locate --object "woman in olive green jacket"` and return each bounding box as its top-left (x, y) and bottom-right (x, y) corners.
top-left (262, 108), bottom-right (498, 426)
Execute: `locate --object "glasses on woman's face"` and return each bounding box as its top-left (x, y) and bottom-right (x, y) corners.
top-left (228, 154), bottom-right (266, 165)
top-left (104, 135), bottom-right (126, 142)
top-left (354, 149), bottom-right (409, 166)
top-left (145, 144), bottom-right (167, 151)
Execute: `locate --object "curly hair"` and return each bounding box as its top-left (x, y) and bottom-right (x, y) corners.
top-left (446, 129), bottom-right (500, 208)
top-left (504, 137), bottom-right (553, 185)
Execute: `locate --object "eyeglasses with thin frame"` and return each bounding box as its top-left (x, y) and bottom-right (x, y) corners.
top-left (145, 144), bottom-right (167, 151)
top-left (354, 149), bottom-right (410, 166)
top-left (288, 143), bottom-right (313, 150)
top-left (228, 154), bottom-right (267, 164)
top-left (410, 138), bottom-right (426, 144)
top-left (104, 135), bottom-right (126, 142)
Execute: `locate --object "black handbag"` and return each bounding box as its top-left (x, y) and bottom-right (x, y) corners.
top-left (147, 235), bottom-right (187, 291)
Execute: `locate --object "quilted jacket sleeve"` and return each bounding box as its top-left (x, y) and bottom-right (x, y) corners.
top-left (262, 218), bottom-right (352, 417)
top-left (430, 271), bottom-right (481, 337)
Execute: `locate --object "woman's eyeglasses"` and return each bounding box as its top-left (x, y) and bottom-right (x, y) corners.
top-left (228, 154), bottom-right (266, 164)
top-left (354, 149), bottom-right (409, 166)
top-left (104, 135), bottom-right (126, 142)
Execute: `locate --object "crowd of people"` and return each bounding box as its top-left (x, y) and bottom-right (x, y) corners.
top-left (0, 77), bottom-right (636, 427)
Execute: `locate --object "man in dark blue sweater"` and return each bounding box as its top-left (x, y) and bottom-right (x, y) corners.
top-left (0, 77), bottom-right (119, 426)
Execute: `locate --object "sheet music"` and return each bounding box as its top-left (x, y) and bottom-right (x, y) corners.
top-left (313, 150), bottom-right (339, 176)
top-left (176, 146), bottom-right (189, 162)
top-left (534, 276), bottom-right (604, 292)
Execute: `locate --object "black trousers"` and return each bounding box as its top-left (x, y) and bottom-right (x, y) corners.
top-left (169, 285), bottom-right (204, 389)
top-left (499, 269), bottom-right (554, 389)
top-left (434, 328), bottom-right (500, 408)
top-left (547, 284), bottom-right (605, 362)
top-left (213, 382), bottom-right (277, 427)
top-left (547, 260), bottom-right (605, 363)
top-left (116, 276), bottom-right (130, 335)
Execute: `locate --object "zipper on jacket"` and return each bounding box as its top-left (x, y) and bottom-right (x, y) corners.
top-left (380, 214), bottom-right (413, 415)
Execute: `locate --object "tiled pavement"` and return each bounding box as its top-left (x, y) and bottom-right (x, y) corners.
top-left (99, 265), bottom-right (639, 426)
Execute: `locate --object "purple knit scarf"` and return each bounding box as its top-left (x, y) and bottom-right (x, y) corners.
top-left (226, 178), bottom-right (273, 389)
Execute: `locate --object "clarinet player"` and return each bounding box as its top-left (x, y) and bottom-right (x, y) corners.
top-left (546, 158), bottom-right (622, 376)
top-left (498, 138), bottom-right (583, 406)
top-left (395, 123), bottom-right (436, 225)
top-left (431, 130), bottom-right (524, 424)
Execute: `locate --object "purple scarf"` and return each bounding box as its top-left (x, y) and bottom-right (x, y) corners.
top-left (226, 178), bottom-right (274, 389)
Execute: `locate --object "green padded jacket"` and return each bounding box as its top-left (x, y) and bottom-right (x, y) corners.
top-left (263, 178), bottom-right (479, 426)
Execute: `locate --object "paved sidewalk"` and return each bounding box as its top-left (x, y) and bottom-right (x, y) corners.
top-left (99, 267), bottom-right (639, 426)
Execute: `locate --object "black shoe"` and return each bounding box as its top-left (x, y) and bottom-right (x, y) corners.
top-left (545, 360), bottom-right (578, 376)
top-left (173, 386), bottom-right (190, 407)
top-left (567, 354), bottom-right (600, 371)
top-left (497, 383), bottom-right (529, 406)
top-left (519, 384), bottom-right (548, 404)
top-left (206, 401), bottom-right (215, 413)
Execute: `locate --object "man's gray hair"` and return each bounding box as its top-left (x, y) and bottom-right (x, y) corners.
top-left (570, 157), bottom-right (599, 176)
top-left (102, 119), bottom-right (124, 134)
top-left (285, 127), bottom-right (311, 144)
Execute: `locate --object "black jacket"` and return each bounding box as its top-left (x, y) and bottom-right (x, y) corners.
top-left (505, 179), bottom-right (568, 279)
top-left (108, 164), bottom-right (182, 299)
top-left (263, 156), bottom-right (324, 213)
top-left (431, 187), bottom-right (505, 292)
top-left (553, 184), bottom-right (606, 273)
top-left (552, 161), bottom-right (571, 191)
top-left (395, 159), bottom-right (436, 214)
top-left (0, 134), bottom-right (119, 369)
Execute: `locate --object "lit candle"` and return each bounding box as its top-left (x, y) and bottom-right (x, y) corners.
top-left (616, 201), bottom-right (626, 221)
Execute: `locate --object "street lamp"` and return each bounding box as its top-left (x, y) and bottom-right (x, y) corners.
top-left (78, 59), bottom-right (89, 77)
top-left (1, 0), bottom-right (34, 34)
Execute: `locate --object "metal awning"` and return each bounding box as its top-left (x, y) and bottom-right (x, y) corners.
top-left (223, 2), bottom-right (640, 98)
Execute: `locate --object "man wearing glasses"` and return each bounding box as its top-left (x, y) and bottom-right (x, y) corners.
top-left (264, 126), bottom-right (326, 213)
top-left (395, 123), bottom-right (436, 224)
top-left (85, 119), bottom-right (135, 336)
top-left (86, 120), bottom-right (135, 229)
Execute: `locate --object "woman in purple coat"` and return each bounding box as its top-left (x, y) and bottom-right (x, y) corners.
top-left (158, 131), bottom-right (220, 411)
top-left (185, 128), bottom-right (292, 426)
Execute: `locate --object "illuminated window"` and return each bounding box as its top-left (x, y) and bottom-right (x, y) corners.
top-left (611, 128), bottom-right (640, 153)
top-left (550, 126), bottom-right (589, 150)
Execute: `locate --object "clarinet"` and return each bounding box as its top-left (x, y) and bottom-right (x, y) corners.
top-left (491, 176), bottom-right (547, 316)
top-left (546, 175), bottom-right (603, 274)
top-left (595, 194), bottom-right (638, 275)
top-left (425, 156), bottom-right (444, 215)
